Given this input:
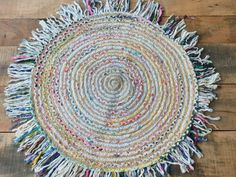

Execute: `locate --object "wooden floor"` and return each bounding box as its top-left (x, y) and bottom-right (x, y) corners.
top-left (0, 0), bottom-right (236, 177)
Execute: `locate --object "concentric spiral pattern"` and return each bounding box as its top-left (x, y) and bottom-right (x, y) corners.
top-left (32, 13), bottom-right (197, 171)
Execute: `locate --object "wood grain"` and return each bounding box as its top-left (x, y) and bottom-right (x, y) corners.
top-left (171, 131), bottom-right (236, 177)
top-left (0, 131), bottom-right (235, 177)
top-left (0, 0), bottom-right (235, 177)
top-left (0, 47), bottom-right (15, 86)
top-left (0, 47), bottom-right (16, 133)
top-left (0, 0), bottom-right (73, 19)
top-left (157, 0), bottom-right (236, 17)
top-left (0, 0), bottom-right (235, 19)
top-left (1, 16), bottom-right (236, 46)
top-left (0, 19), bottom-right (38, 46)
top-left (200, 44), bottom-right (236, 84)
top-left (0, 133), bottom-right (33, 177)
top-left (185, 16), bottom-right (236, 44)
top-left (207, 85), bottom-right (236, 131)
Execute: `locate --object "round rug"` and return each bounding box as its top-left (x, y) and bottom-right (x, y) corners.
top-left (4, 0), bottom-right (220, 176)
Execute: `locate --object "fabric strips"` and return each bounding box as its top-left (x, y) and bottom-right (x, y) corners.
top-left (4, 0), bottom-right (220, 177)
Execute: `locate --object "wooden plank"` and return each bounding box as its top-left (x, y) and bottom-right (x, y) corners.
top-left (0, 19), bottom-right (38, 46)
top-left (0, 47), bottom-right (16, 132)
top-left (200, 44), bottom-right (236, 84)
top-left (0, 0), bottom-right (73, 19)
top-left (1, 16), bottom-right (236, 46)
top-left (0, 132), bottom-right (235, 177)
top-left (159, 0), bottom-right (236, 17)
top-left (0, 0), bottom-right (236, 19)
top-left (171, 131), bottom-right (236, 177)
top-left (185, 16), bottom-right (236, 44)
top-left (0, 47), bottom-right (15, 86)
top-left (0, 88), bottom-right (11, 133)
top-left (0, 133), bottom-right (32, 177)
top-left (0, 45), bottom-right (236, 131)
top-left (207, 85), bottom-right (236, 131)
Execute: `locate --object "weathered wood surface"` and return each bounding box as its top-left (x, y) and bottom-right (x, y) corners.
top-left (172, 131), bottom-right (236, 177)
top-left (0, 0), bottom-right (235, 19)
top-left (0, 133), bottom-right (32, 177)
top-left (0, 0), bottom-right (235, 177)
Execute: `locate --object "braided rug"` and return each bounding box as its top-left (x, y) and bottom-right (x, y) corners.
top-left (4, 0), bottom-right (220, 176)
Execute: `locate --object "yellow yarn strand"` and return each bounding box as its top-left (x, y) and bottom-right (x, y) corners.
top-left (32, 152), bottom-right (43, 167)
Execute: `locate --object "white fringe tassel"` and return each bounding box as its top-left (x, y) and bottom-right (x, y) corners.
top-left (4, 1), bottom-right (220, 177)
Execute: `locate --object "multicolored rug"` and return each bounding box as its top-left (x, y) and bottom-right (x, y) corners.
top-left (4, 0), bottom-right (220, 176)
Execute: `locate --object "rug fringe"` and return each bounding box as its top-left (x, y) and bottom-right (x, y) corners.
top-left (4, 1), bottom-right (220, 177)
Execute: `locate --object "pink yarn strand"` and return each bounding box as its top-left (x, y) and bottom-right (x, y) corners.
top-left (86, 0), bottom-right (94, 15)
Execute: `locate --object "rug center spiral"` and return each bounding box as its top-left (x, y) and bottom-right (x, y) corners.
top-left (32, 13), bottom-right (197, 171)
top-left (108, 76), bottom-right (122, 91)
